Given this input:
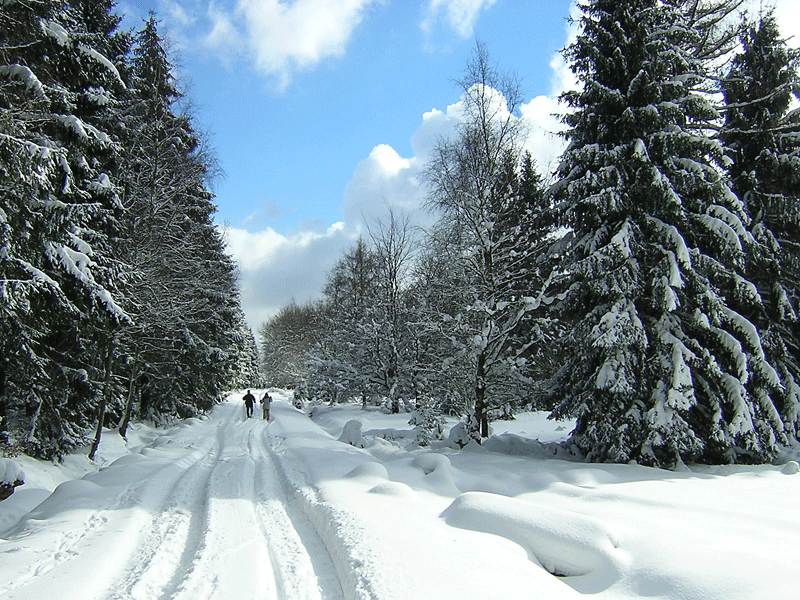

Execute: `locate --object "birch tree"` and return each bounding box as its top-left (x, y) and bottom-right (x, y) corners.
top-left (424, 44), bottom-right (541, 440)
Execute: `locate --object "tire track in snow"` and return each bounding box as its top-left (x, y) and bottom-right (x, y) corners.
top-left (168, 403), bottom-right (277, 600)
top-left (105, 410), bottom-right (229, 600)
top-left (1, 420), bottom-right (220, 599)
top-left (248, 424), bottom-right (345, 600)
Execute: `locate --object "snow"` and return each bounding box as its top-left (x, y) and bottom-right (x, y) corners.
top-left (1, 392), bottom-right (799, 599)
top-left (0, 64), bottom-right (48, 101)
top-left (77, 44), bottom-right (126, 89)
top-left (40, 19), bottom-right (70, 46)
top-left (0, 459), bottom-right (24, 486)
top-left (56, 115), bottom-right (112, 146)
top-left (697, 213), bottom-right (743, 252)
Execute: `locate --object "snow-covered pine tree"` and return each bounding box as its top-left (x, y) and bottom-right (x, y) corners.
top-left (549, 0), bottom-right (787, 467)
top-left (0, 0), bottom-right (130, 457)
top-left (720, 11), bottom-right (800, 439)
top-left (228, 311), bottom-right (262, 391)
top-left (115, 14), bottom-right (237, 423)
top-left (494, 150), bottom-right (562, 409)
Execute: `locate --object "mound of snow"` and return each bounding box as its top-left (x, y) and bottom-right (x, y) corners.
top-left (345, 462), bottom-right (389, 480)
top-left (338, 419), bottom-right (368, 448)
top-left (412, 453), bottom-right (451, 475)
top-left (0, 459), bottom-right (24, 502)
top-left (446, 422), bottom-right (471, 448)
top-left (413, 453), bottom-right (461, 496)
top-left (367, 481), bottom-right (418, 499)
top-left (441, 491), bottom-right (625, 590)
top-left (781, 461), bottom-right (799, 475)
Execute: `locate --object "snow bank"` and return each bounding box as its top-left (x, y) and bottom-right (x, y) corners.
top-left (338, 419), bottom-right (368, 448)
top-left (2, 396), bottom-right (799, 600)
top-left (0, 458), bottom-right (24, 503)
top-left (442, 491), bottom-right (625, 592)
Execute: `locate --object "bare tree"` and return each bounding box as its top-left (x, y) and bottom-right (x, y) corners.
top-left (367, 207), bottom-right (418, 412)
top-left (423, 43), bottom-right (540, 440)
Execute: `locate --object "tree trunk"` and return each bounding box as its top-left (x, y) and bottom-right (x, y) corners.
top-left (118, 357), bottom-right (138, 439)
top-left (89, 339), bottom-right (114, 461)
top-left (475, 350), bottom-right (489, 439)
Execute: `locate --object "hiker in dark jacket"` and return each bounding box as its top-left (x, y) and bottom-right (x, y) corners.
top-left (243, 390), bottom-right (256, 418)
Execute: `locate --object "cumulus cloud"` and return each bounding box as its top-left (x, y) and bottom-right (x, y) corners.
top-left (202, 0), bottom-right (378, 89)
top-left (160, 0), bottom-right (199, 28)
top-left (224, 222), bottom-right (353, 332)
top-left (520, 95), bottom-right (566, 178)
top-left (232, 78), bottom-right (571, 333)
top-left (230, 0), bottom-right (800, 335)
top-left (341, 144), bottom-right (420, 226)
top-left (420, 0), bottom-right (499, 39)
top-left (228, 0), bottom-right (569, 332)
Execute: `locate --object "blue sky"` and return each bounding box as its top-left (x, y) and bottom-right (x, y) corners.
top-left (115, 0), bottom-right (799, 334)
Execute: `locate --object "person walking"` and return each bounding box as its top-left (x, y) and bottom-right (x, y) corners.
top-left (243, 390), bottom-right (256, 418)
top-left (261, 391), bottom-right (272, 421)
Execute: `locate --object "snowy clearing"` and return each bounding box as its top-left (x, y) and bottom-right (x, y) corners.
top-left (1, 391), bottom-right (798, 600)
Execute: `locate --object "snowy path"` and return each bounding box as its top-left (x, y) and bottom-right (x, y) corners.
top-left (3, 393), bottom-right (799, 600)
top-left (0, 399), bottom-right (343, 600)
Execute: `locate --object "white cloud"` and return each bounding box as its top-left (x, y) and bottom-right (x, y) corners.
top-left (161, 0), bottom-right (199, 28)
top-left (770, 0), bottom-right (800, 48)
top-left (520, 95), bottom-right (566, 179)
top-left (420, 0), bottom-right (499, 39)
top-left (225, 222), bottom-right (353, 332)
top-left (341, 144), bottom-right (423, 228)
top-left (203, 0), bottom-right (378, 89)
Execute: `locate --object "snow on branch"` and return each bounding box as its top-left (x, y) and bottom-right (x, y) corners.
top-left (45, 241), bottom-right (129, 322)
top-left (708, 322), bottom-right (748, 383)
top-left (647, 217), bottom-right (692, 269)
top-left (706, 204), bottom-right (754, 245)
top-left (609, 219), bottom-right (632, 259)
top-left (18, 258), bottom-right (59, 289)
top-left (40, 19), bottom-right (69, 46)
top-left (56, 115), bottom-right (112, 147)
top-left (696, 213), bottom-right (741, 252)
top-left (0, 64), bottom-right (48, 101)
top-left (719, 306), bottom-right (780, 389)
top-left (721, 372), bottom-right (754, 438)
top-left (77, 43), bottom-right (126, 89)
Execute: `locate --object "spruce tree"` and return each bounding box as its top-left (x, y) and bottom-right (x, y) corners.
top-left (0, 0), bottom-right (130, 456)
top-left (549, 0), bottom-right (787, 467)
top-left (721, 11), bottom-right (800, 439)
top-left (116, 14), bottom-right (240, 422)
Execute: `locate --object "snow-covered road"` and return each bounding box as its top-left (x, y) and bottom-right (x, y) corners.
top-left (0, 398), bottom-right (342, 600)
top-left (2, 391), bottom-right (799, 600)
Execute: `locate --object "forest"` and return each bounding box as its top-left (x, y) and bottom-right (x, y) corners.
top-left (260, 0), bottom-right (800, 469)
top-left (0, 0), bottom-right (260, 459)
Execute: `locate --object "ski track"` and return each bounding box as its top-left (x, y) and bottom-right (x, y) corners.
top-left (249, 425), bottom-right (344, 600)
top-left (2, 399), bottom-right (347, 600)
top-left (105, 410), bottom-right (229, 600)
